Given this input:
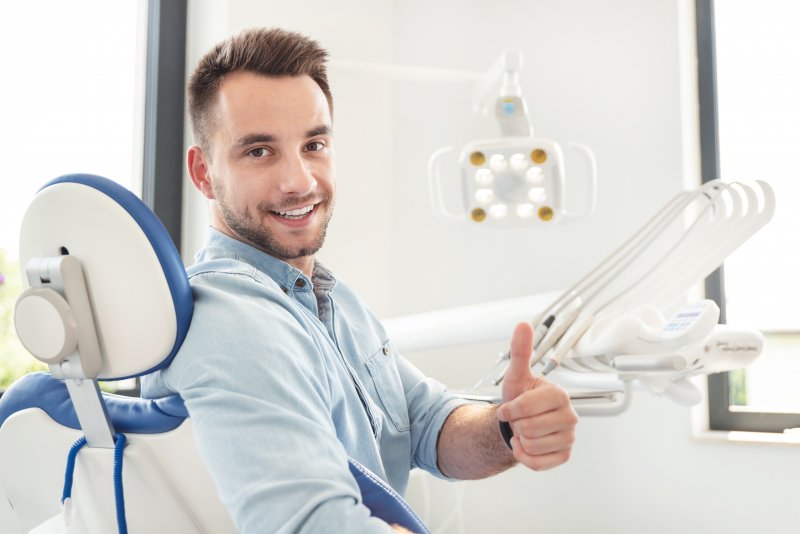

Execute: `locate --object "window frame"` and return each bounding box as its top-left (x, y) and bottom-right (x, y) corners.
top-left (698, 0), bottom-right (800, 433)
top-left (143, 0), bottom-right (187, 248)
top-left (0, 0), bottom-right (187, 399)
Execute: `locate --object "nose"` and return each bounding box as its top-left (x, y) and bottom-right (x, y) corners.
top-left (277, 152), bottom-right (317, 196)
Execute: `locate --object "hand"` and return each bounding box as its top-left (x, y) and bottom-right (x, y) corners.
top-left (497, 322), bottom-right (578, 471)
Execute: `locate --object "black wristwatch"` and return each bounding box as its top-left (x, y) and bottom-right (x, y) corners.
top-left (499, 420), bottom-right (514, 450)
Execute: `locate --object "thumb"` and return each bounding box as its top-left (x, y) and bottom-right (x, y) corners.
top-left (501, 322), bottom-right (535, 403)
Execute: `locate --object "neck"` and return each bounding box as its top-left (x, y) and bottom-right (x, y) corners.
top-left (286, 256), bottom-right (315, 278)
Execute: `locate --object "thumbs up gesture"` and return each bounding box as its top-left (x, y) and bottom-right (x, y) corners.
top-left (497, 322), bottom-right (578, 471)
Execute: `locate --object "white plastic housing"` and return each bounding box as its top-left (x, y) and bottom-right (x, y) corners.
top-left (18, 182), bottom-right (178, 379)
top-left (0, 409), bottom-right (236, 533)
top-left (428, 137), bottom-right (597, 228)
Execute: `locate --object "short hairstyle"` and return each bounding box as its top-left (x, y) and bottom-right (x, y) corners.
top-left (188, 27), bottom-right (333, 149)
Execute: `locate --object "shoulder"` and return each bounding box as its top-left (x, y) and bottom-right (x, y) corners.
top-left (188, 258), bottom-right (272, 288)
top-left (159, 261), bottom-right (330, 393)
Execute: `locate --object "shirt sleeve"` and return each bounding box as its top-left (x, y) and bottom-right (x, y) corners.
top-left (160, 272), bottom-right (394, 534)
top-left (395, 350), bottom-right (471, 480)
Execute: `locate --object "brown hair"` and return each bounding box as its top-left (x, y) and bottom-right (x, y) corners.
top-left (188, 27), bottom-right (332, 149)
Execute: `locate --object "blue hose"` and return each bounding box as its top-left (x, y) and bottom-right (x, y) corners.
top-left (113, 433), bottom-right (128, 534)
top-left (61, 433), bottom-right (128, 534)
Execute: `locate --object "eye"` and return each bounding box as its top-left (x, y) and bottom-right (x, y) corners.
top-left (247, 147), bottom-right (271, 158)
top-left (305, 141), bottom-right (326, 152)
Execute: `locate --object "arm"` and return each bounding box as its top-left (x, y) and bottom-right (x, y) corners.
top-left (165, 275), bottom-right (395, 533)
top-left (437, 323), bottom-right (578, 479)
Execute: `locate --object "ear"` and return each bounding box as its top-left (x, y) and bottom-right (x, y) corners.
top-left (187, 145), bottom-right (216, 199)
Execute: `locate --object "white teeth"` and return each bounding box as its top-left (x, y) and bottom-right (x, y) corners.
top-left (275, 204), bottom-right (315, 218)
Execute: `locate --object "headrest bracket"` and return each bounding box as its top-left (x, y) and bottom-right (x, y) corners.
top-left (16, 255), bottom-right (103, 379)
top-left (15, 254), bottom-right (116, 447)
top-left (65, 378), bottom-right (116, 448)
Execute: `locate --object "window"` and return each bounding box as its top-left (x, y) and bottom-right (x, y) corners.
top-left (0, 0), bottom-right (186, 395)
top-left (698, 0), bottom-right (800, 432)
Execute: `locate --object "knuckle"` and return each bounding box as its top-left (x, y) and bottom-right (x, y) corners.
top-left (567, 409), bottom-right (579, 427)
top-left (531, 457), bottom-right (550, 471)
top-left (518, 418), bottom-right (535, 436)
top-left (566, 429), bottom-right (576, 446)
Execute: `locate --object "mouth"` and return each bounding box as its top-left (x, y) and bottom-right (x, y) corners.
top-left (270, 202), bottom-right (318, 220)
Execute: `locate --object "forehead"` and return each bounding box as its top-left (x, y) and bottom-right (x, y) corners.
top-left (213, 72), bottom-right (331, 140)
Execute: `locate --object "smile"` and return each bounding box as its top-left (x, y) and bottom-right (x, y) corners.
top-left (272, 203), bottom-right (317, 220)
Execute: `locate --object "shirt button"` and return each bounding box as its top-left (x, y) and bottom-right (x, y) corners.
top-left (382, 345), bottom-right (389, 355)
top-left (295, 279), bottom-right (306, 289)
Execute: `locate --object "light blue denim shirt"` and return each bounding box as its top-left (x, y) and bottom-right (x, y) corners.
top-left (141, 228), bottom-right (468, 533)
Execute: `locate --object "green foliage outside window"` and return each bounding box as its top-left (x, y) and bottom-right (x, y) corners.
top-left (728, 368), bottom-right (748, 406)
top-left (0, 248), bottom-right (47, 390)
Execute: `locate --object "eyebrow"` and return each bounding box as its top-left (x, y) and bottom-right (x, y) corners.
top-left (232, 125), bottom-right (332, 150)
top-left (233, 133), bottom-right (276, 149)
top-left (305, 125), bottom-right (332, 138)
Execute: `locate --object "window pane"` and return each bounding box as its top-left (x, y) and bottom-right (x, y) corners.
top-left (715, 0), bottom-right (800, 411)
top-left (0, 2), bottom-right (145, 390)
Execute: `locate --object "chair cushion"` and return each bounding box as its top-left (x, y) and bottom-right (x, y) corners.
top-left (0, 373), bottom-right (188, 434)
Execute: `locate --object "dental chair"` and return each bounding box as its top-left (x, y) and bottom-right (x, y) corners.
top-left (0, 174), bottom-right (428, 533)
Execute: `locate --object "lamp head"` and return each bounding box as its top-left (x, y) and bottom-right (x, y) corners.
top-left (461, 137), bottom-right (564, 226)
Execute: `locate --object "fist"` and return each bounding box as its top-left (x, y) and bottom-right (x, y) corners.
top-left (498, 322), bottom-right (578, 471)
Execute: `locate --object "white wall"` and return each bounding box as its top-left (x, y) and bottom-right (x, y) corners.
top-left (184, 1), bottom-right (799, 532)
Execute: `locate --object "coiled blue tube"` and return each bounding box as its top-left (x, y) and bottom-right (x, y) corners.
top-left (60, 433), bottom-right (128, 534)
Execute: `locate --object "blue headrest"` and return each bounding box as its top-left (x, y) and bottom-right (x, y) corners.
top-left (0, 373), bottom-right (188, 434)
top-left (19, 174), bottom-right (193, 379)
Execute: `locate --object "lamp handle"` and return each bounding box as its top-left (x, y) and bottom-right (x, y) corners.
top-left (427, 146), bottom-right (465, 220)
top-left (561, 142), bottom-right (598, 221)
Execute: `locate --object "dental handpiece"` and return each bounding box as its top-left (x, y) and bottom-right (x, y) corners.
top-left (541, 314), bottom-right (595, 375)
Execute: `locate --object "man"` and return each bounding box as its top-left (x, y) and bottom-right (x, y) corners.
top-left (142, 27), bottom-right (577, 533)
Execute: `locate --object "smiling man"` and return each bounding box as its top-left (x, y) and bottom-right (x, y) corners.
top-left (142, 28), bottom-right (577, 533)
top-left (188, 71), bottom-right (335, 273)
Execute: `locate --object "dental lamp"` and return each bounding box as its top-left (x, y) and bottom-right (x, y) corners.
top-left (428, 50), bottom-right (597, 226)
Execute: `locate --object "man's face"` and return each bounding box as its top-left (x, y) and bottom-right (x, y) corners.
top-left (191, 72), bottom-right (335, 266)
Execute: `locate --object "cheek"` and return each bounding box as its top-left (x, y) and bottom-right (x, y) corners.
top-left (216, 166), bottom-right (260, 203)
top-left (316, 161), bottom-right (336, 191)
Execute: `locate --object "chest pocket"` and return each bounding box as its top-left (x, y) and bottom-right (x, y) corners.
top-left (365, 343), bottom-right (410, 432)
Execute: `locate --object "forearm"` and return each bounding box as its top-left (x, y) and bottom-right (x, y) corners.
top-left (436, 404), bottom-right (516, 480)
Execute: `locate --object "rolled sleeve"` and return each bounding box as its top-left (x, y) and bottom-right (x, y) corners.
top-left (397, 354), bottom-right (470, 480)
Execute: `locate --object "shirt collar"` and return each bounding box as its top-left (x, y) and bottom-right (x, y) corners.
top-left (195, 227), bottom-right (336, 293)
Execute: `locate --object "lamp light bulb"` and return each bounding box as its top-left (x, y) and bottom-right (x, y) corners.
top-left (475, 169), bottom-right (493, 185)
top-left (510, 153), bottom-right (527, 171)
top-left (489, 154), bottom-right (507, 172)
top-left (526, 167), bottom-right (543, 184)
top-left (489, 204), bottom-right (508, 218)
top-left (516, 203), bottom-right (535, 218)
